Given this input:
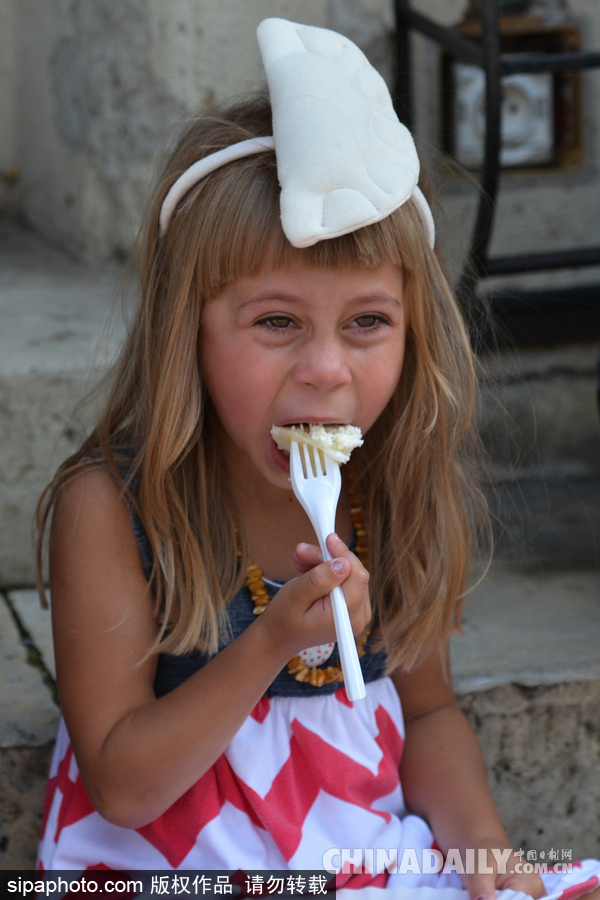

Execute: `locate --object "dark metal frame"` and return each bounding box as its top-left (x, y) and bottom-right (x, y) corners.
top-left (394, 0), bottom-right (600, 343)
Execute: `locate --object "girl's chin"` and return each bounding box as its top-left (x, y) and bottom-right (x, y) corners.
top-left (269, 438), bottom-right (291, 475)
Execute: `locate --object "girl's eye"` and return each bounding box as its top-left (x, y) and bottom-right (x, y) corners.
top-left (352, 314), bottom-right (388, 330)
top-left (257, 315), bottom-right (296, 332)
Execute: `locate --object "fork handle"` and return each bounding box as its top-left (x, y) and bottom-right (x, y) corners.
top-left (330, 584), bottom-right (367, 701)
top-left (320, 536), bottom-right (366, 702)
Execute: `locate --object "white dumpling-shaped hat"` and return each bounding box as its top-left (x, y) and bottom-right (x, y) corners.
top-left (257, 18), bottom-right (421, 248)
top-left (160, 18), bottom-right (434, 248)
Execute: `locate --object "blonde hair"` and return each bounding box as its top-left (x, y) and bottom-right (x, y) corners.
top-left (37, 96), bottom-right (488, 672)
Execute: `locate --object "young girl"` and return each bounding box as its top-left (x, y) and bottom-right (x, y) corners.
top-left (36, 17), bottom-right (600, 899)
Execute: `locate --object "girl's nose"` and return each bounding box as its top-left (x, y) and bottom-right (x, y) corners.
top-left (292, 339), bottom-right (352, 391)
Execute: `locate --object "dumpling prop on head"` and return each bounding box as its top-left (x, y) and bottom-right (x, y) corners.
top-left (159, 18), bottom-right (435, 248)
top-left (256, 18), bottom-right (421, 248)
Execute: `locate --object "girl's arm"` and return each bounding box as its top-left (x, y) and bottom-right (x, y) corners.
top-left (50, 467), bottom-right (370, 829)
top-left (393, 649), bottom-right (545, 900)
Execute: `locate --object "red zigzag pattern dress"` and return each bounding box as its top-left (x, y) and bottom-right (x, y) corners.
top-left (38, 677), bottom-right (600, 900)
top-left (39, 679), bottom-right (411, 876)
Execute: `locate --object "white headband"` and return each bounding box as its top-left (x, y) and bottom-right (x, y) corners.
top-left (160, 18), bottom-right (435, 249)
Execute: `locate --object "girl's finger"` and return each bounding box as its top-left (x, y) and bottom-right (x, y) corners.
top-left (257, 555), bottom-right (353, 659)
top-left (326, 533), bottom-right (370, 595)
top-left (466, 875), bottom-right (496, 900)
top-left (497, 873), bottom-right (546, 898)
top-left (294, 542), bottom-right (322, 573)
top-left (324, 533), bottom-right (371, 634)
top-left (303, 555), bottom-right (350, 599)
top-left (326, 532), bottom-right (351, 557)
top-left (296, 534), bottom-right (354, 572)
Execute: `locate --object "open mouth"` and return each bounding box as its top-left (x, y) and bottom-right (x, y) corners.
top-left (271, 422), bottom-right (364, 469)
top-left (277, 424), bottom-right (311, 456)
top-left (270, 423), bottom-right (317, 471)
top-left (273, 423), bottom-right (345, 459)
top-left (270, 435), bottom-right (292, 472)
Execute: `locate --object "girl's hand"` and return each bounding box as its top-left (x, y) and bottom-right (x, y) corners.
top-left (465, 848), bottom-right (546, 900)
top-left (495, 853), bottom-right (546, 898)
top-left (257, 533), bottom-right (371, 661)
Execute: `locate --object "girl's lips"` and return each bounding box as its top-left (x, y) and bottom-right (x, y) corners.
top-left (270, 437), bottom-right (290, 474)
top-left (278, 419), bottom-right (345, 427)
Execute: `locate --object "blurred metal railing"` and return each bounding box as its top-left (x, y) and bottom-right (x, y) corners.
top-left (394, 0), bottom-right (600, 346)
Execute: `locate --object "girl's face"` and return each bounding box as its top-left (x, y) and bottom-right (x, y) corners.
top-left (201, 262), bottom-right (406, 491)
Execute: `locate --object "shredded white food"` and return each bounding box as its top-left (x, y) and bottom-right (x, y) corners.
top-left (270, 423), bottom-right (363, 464)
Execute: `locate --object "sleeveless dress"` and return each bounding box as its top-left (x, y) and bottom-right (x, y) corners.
top-left (37, 491), bottom-right (600, 899)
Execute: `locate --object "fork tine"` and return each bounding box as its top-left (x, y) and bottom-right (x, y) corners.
top-left (323, 450), bottom-right (335, 475)
top-left (311, 447), bottom-right (320, 476)
top-left (302, 441), bottom-right (314, 477)
top-left (316, 448), bottom-right (325, 476)
top-left (290, 440), bottom-right (303, 478)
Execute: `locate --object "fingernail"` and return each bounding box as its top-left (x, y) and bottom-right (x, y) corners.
top-left (331, 533), bottom-right (343, 542)
top-left (332, 558), bottom-right (346, 574)
top-left (297, 542), bottom-right (310, 552)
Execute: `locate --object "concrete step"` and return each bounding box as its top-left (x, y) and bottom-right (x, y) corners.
top-left (479, 343), bottom-right (600, 481)
top-left (452, 563), bottom-right (600, 694)
top-left (8, 589), bottom-right (55, 679)
top-left (489, 475), bottom-right (600, 568)
top-left (0, 221), bottom-right (123, 867)
top-left (0, 591), bottom-right (58, 869)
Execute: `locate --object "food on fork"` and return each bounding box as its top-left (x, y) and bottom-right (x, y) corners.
top-left (270, 423), bottom-right (363, 464)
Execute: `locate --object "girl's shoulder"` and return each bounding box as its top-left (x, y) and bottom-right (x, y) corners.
top-left (53, 461), bottom-right (128, 525)
top-left (51, 462), bottom-right (142, 572)
top-left (52, 451), bottom-right (153, 584)
top-left (74, 449), bottom-right (154, 578)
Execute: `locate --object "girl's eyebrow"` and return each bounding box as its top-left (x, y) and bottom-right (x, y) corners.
top-left (239, 292), bottom-right (301, 308)
top-left (350, 294), bottom-right (402, 309)
top-left (239, 292), bottom-right (402, 309)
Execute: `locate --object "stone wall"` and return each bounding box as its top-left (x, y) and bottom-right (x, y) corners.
top-left (461, 681), bottom-right (600, 859)
top-left (0, 0), bottom-right (329, 260)
top-left (2, 0), bottom-right (598, 274)
top-left (0, 0), bottom-right (15, 176)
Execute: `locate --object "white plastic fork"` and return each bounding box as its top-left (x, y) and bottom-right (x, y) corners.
top-left (290, 441), bottom-right (366, 702)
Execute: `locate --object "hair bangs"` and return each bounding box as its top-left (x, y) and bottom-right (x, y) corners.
top-left (180, 148), bottom-right (426, 300)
